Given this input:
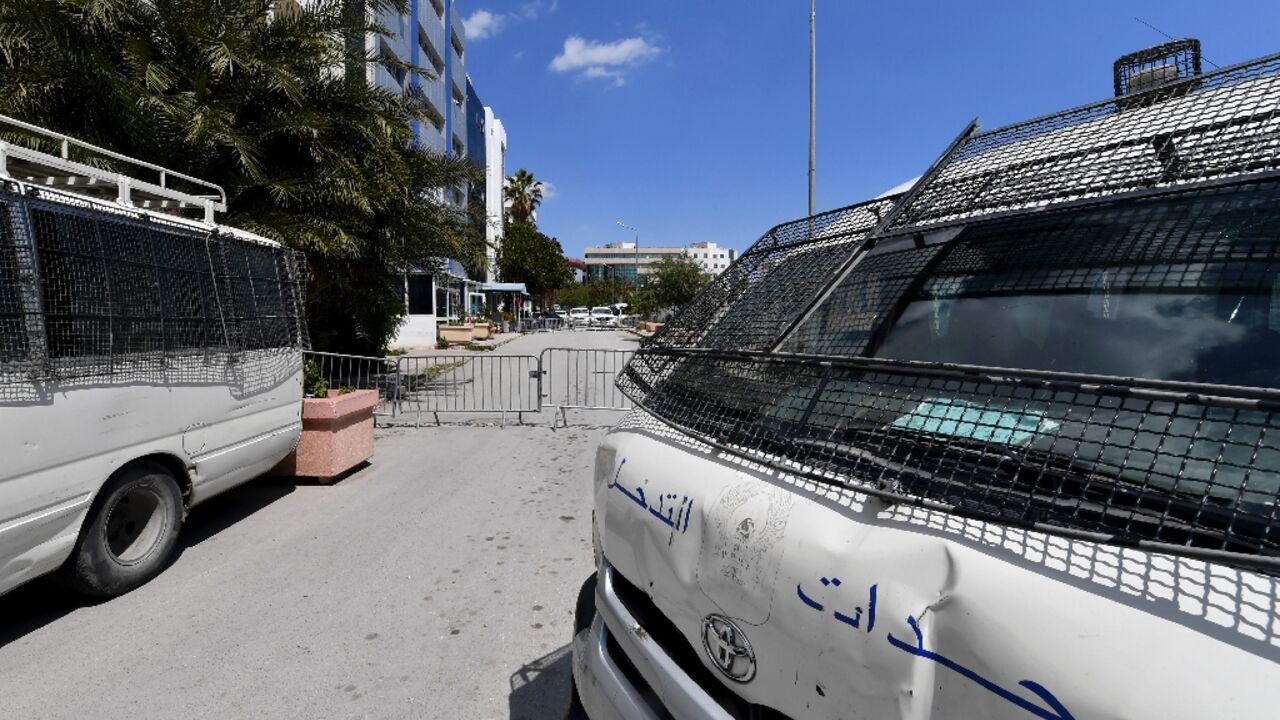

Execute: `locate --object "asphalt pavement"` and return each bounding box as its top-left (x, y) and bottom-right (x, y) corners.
top-left (0, 330), bottom-right (640, 720)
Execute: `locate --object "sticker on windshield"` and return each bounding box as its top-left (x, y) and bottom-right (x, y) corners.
top-left (892, 397), bottom-right (1057, 447)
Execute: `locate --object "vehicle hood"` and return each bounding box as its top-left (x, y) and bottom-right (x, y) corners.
top-left (594, 422), bottom-right (1280, 720)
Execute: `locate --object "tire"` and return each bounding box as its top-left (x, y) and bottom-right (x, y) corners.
top-left (568, 572), bottom-right (600, 720)
top-left (64, 461), bottom-right (184, 597)
top-left (573, 571), bottom-right (599, 636)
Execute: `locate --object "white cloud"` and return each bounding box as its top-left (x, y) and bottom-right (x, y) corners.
top-left (463, 10), bottom-right (504, 40)
top-left (540, 180), bottom-right (559, 200)
top-left (464, 2), bottom-right (557, 42)
top-left (549, 35), bottom-right (661, 85)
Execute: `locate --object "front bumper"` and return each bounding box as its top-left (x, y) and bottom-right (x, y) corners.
top-left (572, 565), bottom-right (732, 720)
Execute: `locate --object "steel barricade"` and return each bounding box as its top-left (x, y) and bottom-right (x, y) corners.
top-left (538, 347), bottom-right (634, 425)
top-left (303, 350), bottom-right (400, 421)
top-left (519, 317), bottom-right (570, 333)
top-left (396, 354), bottom-right (541, 425)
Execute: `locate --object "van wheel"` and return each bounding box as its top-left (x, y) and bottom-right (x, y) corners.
top-left (65, 461), bottom-right (184, 597)
top-left (567, 572), bottom-right (599, 720)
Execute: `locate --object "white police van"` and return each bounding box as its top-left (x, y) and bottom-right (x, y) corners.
top-left (0, 116), bottom-right (306, 598)
top-left (571, 42), bottom-right (1280, 719)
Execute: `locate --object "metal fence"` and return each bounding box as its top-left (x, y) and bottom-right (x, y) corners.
top-left (304, 347), bottom-right (635, 425)
top-left (396, 353), bottom-right (541, 425)
top-left (517, 317), bottom-right (567, 333)
top-left (303, 351), bottom-right (400, 419)
top-left (539, 348), bottom-right (634, 423)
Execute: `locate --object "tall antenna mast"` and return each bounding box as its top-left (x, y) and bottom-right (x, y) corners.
top-left (808, 0), bottom-right (817, 217)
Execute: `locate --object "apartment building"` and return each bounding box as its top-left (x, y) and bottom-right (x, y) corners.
top-left (363, 0), bottom-right (509, 347)
top-left (584, 242), bottom-right (739, 283)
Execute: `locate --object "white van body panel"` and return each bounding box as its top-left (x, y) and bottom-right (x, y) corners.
top-left (0, 361), bottom-right (302, 597)
top-left (589, 417), bottom-right (1280, 719)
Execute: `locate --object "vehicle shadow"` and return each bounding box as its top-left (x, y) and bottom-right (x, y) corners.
top-left (509, 642), bottom-right (574, 720)
top-left (0, 477), bottom-right (296, 649)
top-left (171, 478), bottom-right (297, 552)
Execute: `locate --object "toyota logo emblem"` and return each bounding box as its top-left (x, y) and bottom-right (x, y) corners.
top-left (701, 614), bottom-right (757, 683)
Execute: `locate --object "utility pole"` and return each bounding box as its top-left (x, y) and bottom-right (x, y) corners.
top-left (808, 0), bottom-right (816, 218)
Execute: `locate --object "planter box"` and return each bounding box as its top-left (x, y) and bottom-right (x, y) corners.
top-left (271, 389), bottom-right (377, 483)
top-left (471, 324), bottom-right (491, 340)
top-left (440, 324), bottom-right (474, 344)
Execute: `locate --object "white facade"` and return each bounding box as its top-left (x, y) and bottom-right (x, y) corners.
top-left (684, 242), bottom-right (738, 275)
top-left (584, 241), bottom-right (739, 283)
top-left (483, 107), bottom-right (507, 282)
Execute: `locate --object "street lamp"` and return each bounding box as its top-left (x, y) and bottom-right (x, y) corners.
top-left (616, 220), bottom-right (638, 287)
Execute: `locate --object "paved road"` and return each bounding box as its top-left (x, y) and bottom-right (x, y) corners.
top-left (0, 330), bottom-right (638, 719)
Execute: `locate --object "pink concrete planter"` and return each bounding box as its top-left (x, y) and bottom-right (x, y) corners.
top-left (272, 389), bottom-right (377, 483)
top-left (440, 324), bottom-right (474, 344)
top-left (471, 324), bottom-right (491, 340)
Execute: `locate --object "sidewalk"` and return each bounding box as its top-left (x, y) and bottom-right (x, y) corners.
top-left (395, 331), bottom-right (524, 357)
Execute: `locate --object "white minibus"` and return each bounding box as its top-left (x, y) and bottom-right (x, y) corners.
top-left (0, 118), bottom-right (305, 597)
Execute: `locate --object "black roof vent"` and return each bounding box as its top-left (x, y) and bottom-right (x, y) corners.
top-left (1113, 39), bottom-right (1202, 96)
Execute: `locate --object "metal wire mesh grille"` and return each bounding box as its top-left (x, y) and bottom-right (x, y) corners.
top-left (625, 185), bottom-right (1280, 569)
top-left (0, 181), bottom-right (307, 391)
top-left (0, 191), bottom-right (38, 370)
top-left (646, 198), bottom-right (895, 352)
top-left (1114, 40), bottom-right (1202, 98)
top-left (886, 51), bottom-right (1280, 234)
top-left (619, 353), bottom-right (1280, 562)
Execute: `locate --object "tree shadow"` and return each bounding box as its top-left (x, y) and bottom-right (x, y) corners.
top-left (0, 477), bottom-right (297, 649)
top-left (509, 642), bottom-right (574, 720)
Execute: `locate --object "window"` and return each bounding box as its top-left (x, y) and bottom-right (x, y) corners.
top-left (787, 182), bottom-right (1280, 390)
top-left (418, 26), bottom-right (445, 74)
top-left (0, 196), bottom-right (31, 364)
top-left (407, 274), bottom-right (434, 315)
top-left (379, 40), bottom-right (406, 87)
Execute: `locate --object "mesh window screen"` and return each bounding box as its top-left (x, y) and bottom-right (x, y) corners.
top-left (0, 191), bottom-right (36, 367)
top-left (1, 182), bottom-right (308, 389)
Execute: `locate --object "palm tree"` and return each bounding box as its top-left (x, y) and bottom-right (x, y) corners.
top-left (505, 168), bottom-right (543, 224)
top-left (0, 0), bottom-right (485, 354)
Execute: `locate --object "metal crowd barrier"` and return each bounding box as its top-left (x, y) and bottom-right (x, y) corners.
top-left (396, 354), bottom-right (541, 426)
top-left (517, 317), bottom-right (568, 333)
top-left (303, 351), bottom-right (401, 421)
top-left (304, 346), bottom-right (636, 426)
top-left (539, 347), bottom-right (635, 425)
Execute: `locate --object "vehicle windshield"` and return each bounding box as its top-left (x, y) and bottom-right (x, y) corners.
top-left (790, 183), bottom-right (1280, 390)
top-left (591, 307), bottom-right (613, 315)
top-left (636, 183), bottom-right (1280, 555)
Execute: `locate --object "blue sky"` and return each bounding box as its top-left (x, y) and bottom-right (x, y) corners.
top-left (460, 0), bottom-right (1279, 260)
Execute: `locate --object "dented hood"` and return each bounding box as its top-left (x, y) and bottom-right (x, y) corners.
top-left (594, 425), bottom-right (1280, 720)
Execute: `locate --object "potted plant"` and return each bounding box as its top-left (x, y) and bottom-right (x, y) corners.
top-left (439, 318), bottom-right (474, 345)
top-left (271, 362), bottom-right (378, 483)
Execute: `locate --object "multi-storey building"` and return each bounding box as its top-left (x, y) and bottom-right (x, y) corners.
top-left (584, 242), bottom-right (739, 284)
top-left (363, 0), bottom-right (509, 347)
top-left (483, 107), bottom-right (507, 283)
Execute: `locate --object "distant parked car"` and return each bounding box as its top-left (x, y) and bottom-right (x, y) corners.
top-left (568, 307), bottom-right (592, 326)
top-left (590, 306), bottom-right (620, 327)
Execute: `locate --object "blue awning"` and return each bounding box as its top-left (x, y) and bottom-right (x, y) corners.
top-left (480, 282), bottom-right (529, 295)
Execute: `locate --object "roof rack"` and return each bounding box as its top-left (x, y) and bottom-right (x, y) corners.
top-left (0, 114), bottom-right (227, 223)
